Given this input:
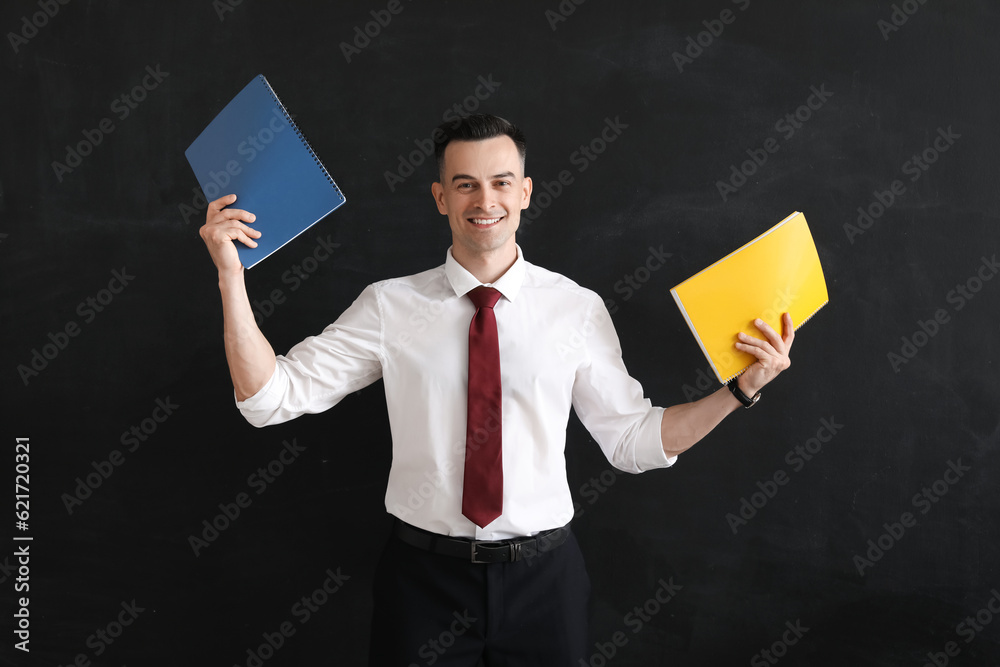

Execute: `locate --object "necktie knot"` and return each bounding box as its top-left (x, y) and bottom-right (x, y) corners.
top-left (468, 286), bottom-right (502, 310)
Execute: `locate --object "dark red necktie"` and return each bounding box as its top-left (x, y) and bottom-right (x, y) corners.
top-left (462, 286), bottom-right (503, 528)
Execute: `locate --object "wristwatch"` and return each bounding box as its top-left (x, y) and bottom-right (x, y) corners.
top-left (728, 379), bottom-right (761, 409)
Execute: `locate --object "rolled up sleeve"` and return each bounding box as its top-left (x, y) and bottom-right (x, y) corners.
top-left (571, 296), bottom-right (676, 472)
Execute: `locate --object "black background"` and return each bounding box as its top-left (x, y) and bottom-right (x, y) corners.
top-left (3, 1), bottom-right (999, 665)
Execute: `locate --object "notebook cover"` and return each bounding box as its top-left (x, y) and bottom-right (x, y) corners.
top-left (185, 75), bottom-right (346, 269)
top-left (669, 211), bottom-right (829, 383)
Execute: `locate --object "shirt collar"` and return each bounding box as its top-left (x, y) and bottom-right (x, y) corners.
top-left (444, 244), bottom-right (526, 303)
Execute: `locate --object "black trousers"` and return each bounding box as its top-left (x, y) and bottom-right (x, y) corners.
top-left (368, 526), bottom-right (591, 666)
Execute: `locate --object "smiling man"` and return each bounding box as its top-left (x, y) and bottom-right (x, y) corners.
top-left (431, 132), bottom-right (528, 284)
top-left (198, 114), bottom-right (794, 666)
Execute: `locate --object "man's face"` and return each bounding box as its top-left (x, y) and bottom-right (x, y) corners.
top-left (431, 136), bottom-right (532, 262)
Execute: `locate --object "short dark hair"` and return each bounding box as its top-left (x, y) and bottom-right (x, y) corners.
top-left (433, 114), bottom-right (527, 177)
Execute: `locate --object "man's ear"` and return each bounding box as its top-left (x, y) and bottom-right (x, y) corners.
top-left (520, 176), bottom-right (533, 210)
top-left (431, 182), bottom-right (447, 215)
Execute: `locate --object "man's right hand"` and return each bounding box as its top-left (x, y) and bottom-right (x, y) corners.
top-left (198, 194), bottom-right (262, 276)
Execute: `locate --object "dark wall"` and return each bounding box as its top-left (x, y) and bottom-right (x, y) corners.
top-left (3, 1), bottom-right (999, 665)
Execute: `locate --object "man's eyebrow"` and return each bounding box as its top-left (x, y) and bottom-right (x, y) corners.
top-left (450, 171), bottom-right (517, 183)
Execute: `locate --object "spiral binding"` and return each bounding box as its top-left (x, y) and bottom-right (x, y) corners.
top-left (792, 299), bottom-right (828, 331)
top-left (257, 74), bottom-right (345, 202)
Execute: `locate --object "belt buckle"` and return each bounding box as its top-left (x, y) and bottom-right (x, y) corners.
top-left (470, 539), bottom-right (522, 564)
top-left (470, 540), bottom-right (491, 564)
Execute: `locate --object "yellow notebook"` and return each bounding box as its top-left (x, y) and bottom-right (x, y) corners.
top-left (669, 211), bottom-right (829, 384)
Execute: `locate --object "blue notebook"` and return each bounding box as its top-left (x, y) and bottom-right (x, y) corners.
top-left (185, 75), bottom-right (346, 269)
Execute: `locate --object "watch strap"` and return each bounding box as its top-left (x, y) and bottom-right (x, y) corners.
top-left (728, 379), bottom-right (761, 409)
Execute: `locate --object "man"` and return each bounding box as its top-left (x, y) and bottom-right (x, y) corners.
top-left (198, 114), bottom-right (793, 665)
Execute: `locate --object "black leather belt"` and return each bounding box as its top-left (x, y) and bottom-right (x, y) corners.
top-left (394, 520), bottom-right (570, 564)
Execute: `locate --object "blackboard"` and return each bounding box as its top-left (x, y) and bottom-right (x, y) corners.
top-left (3, 0), bottom-right (999, 665)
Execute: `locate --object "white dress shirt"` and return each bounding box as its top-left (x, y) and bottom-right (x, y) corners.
top-left (237, 245), bottom-right (674, 540)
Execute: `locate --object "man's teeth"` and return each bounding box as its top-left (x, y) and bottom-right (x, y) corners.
top-left (471, 217), bottom-right (502, 225)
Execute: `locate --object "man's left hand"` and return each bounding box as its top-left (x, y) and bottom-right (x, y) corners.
top-left (735, 312), bottom-right (794, 396)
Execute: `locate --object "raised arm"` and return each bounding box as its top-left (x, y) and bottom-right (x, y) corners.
top-left (198, 193), bottom-right (276, 401)
top-left (659, 312), bottom-right (794, 458)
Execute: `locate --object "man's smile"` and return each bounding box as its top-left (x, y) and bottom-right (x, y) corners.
top-left (468, 215), bottom-right (504, 227)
